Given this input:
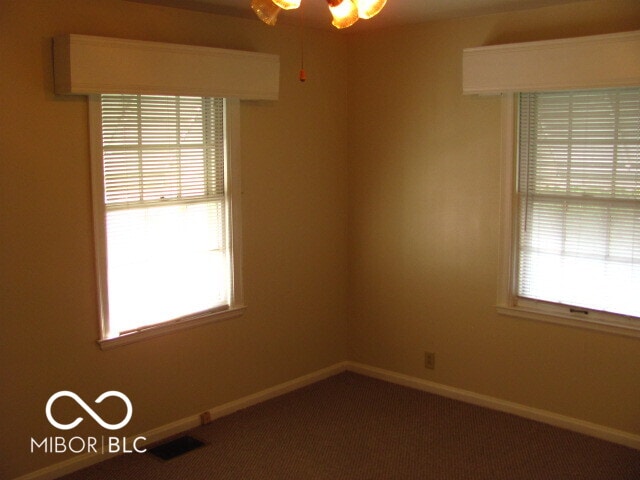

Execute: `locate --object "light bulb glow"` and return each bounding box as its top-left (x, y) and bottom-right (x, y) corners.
top-left (328, 0), bottom-right (359, 29)
top-left (354, 0), bottom-right (386, 19)
top-left (272, 0), bottom-right (301, 9)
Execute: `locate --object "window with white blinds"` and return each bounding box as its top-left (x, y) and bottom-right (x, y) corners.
top-left (93, 94), bottom-right (242, 342)
top-left (517, 88), bottom-right (640, 320)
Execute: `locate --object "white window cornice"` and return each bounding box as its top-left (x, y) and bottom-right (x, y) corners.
top-left (53, 34), bottom-right (280, 100)
top-left (463, 30), bottom-right (640, 95)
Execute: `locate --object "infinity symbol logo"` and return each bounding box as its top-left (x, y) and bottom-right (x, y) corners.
top-left (46, 391), bottom-right (133, 431)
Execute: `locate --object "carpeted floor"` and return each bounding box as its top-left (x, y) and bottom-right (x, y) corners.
top-left (60, 372), bottom-right (640, 479)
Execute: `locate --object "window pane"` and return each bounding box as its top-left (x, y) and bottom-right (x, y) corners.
top-left (100, 95), bottom-right (229, 337)
top-left (106, 201), bottom-right (228, 334)
top-left (101, 95), bottom-right (225, 206)
top-left (518, 88), bottom-right (640, 318)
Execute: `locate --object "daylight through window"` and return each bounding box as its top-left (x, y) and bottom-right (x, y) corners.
top-left (517, 88), bottom-right (640, 319)
top-left (96, 94), bottom-right (235, 338)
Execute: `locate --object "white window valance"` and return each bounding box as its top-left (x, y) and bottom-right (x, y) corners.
top-left (53, 34), bottom-right (279, 100)
top-left (462, 30), bottom-right (640, 95)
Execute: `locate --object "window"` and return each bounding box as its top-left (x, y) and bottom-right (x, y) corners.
top-left (90, 94), bottom-right (244, 347)
top-left (499, 87), bottom-right (640, 335)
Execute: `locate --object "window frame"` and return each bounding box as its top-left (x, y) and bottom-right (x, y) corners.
top-left (89, 95), bottom-right (245, 349)
top-left (497, 93), bottom-right (640, 338)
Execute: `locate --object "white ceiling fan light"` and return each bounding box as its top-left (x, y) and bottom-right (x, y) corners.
top-left (251, 0), bottom-right (388, 29)
top-left (355, 0), bottom-right (387, 19)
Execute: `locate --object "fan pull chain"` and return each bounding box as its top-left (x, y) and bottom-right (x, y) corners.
top-left (298, 2), bottom-right (306, 82)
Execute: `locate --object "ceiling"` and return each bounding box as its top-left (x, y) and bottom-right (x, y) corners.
top-left (130, 0), bottom-right (589, 31)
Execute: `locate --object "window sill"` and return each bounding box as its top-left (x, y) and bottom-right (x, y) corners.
top-left (496, 304), bottom-right (640, 339)
top-left (98, 305), bottom-right (246, 350)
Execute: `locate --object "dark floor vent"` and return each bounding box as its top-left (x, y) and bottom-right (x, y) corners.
top-left (148, 435), bottom-right (206, 461)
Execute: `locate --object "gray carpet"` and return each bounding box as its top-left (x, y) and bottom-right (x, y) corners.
top-left (61, 372), bottom-right (640, 479)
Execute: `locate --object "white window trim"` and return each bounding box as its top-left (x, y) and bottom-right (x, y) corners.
top-left (496, 93), bottom-right (640, 339)
top-left (89, 96), bottom-right (246, 350)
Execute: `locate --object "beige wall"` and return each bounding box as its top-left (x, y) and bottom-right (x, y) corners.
top-left (347, 0), bottom-right (640, 439)
top-left (2, 0), bottom-right (640, 477)
top-left (0, 1), bottom-right (347, 477)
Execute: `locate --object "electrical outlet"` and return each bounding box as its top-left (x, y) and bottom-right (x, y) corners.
top-left (425, 352), bottom-right (435, 370)
top-left (200, 411), bottom-right (212, 425)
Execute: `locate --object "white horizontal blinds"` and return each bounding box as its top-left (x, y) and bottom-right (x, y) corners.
top-left (101, 94), bottom-right (229, 335)
top-left (518, 88), bottom-right (640, 318)
top-left (102, 95), bottom-right (225, 204)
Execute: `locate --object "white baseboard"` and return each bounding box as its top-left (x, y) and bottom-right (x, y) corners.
top-left (15, 362), bottom-right (348, 480)
top-left (16, 359), bottom-right (639, 479)
top-left (346, 361), bottom-right (640, 451)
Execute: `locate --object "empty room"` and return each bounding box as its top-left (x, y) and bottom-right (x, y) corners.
top-left (1, 0), bottom-right (640, 478)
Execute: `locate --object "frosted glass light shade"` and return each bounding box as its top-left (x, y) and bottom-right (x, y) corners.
top-left (272, 0), bottom-right (301, 9)
top-left (328, 0), bottom-right (359, 29)
top-left (355, 0), bottom-right (386, 19)
top-left (251, 0), bottom-right (281, 25)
